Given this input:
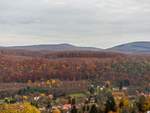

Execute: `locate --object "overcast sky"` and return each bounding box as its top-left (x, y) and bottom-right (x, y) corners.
top-left (0, 0), bottom-right (150, 48)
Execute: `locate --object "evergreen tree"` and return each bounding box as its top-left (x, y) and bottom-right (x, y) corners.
top-left (137, 95), bottom-right (146, 112)
top-left (105, 95), bottom-right (116, 113)
top-left (89, 104), bottom-right (98, 113)
top-left (71, 97), bottom-right (76, 105)
top-left (71, 105), bottom-right (78, 113)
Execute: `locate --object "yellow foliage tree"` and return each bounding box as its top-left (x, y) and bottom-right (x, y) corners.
top-left (0, 102), bottom-right (41, 113)
top-left (119, 97), bottom-right (130, 108)
top-left (52, 108), bottom-right (61, 113)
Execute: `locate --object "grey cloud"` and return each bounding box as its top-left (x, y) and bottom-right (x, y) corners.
top-left (0, 0), bottom-right (150, 48)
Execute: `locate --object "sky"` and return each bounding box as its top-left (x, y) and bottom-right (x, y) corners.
top-left (0, 0), bottom-right (150, 48)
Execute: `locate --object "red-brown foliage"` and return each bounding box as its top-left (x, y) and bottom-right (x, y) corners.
top-left (0, 51), bottom-right (149, 87)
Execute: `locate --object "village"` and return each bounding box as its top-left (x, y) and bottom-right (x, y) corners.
top-left (0, 79), bottom-right (150, 113)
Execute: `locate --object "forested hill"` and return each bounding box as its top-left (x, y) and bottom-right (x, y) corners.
top-left (108, 41), bottom-right (150, 54)
top-left (2, 44), bottom-right (101, 51)
top-left (0, 50), bottom-right (149, 88)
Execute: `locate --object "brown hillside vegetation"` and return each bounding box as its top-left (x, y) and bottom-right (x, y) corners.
top-left (0, 50), bottom-right (149, 87)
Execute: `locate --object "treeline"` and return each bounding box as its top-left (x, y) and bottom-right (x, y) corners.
top-left (0, 49), bottom-right (123, 58)
top-left (0, 51), bottom-right (150, 86)
top-left (44, 51), bottom-right (124, 59)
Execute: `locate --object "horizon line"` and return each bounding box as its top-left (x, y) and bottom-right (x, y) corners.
top-left (0, 41), bottom-right (150, 49)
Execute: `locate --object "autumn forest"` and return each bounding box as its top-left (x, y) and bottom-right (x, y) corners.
top-left (0, 50), bottom-right (150, 87)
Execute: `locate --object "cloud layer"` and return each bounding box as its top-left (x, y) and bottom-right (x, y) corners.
top-left (0, 0), bottom-right (150, 48)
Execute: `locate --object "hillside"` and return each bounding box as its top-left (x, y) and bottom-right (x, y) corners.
top-left (6, 44), bottom-right (101, 51)
top-left (0, 50), bottom-right (149, 88)
top-left (108, 41), bottom-right (150, 54)
top-left (0, 43), bottom-right (150, 87)
top-left (2, 41), bottom-right (150, 54)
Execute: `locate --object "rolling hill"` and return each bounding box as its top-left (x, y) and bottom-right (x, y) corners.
top-left (108, 41), bottom-right (150, 54)
top-left (6, 43), bottom-right (101, 51)
top-left (2, 41), bottom-right (150, 54)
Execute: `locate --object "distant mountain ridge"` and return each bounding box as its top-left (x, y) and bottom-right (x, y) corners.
top-left (6, 43), bottom-right (101, 51)
top-left (108, 41), bottom-right (150, 54)
top-left (1, 41), bottom-right (150, 54)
